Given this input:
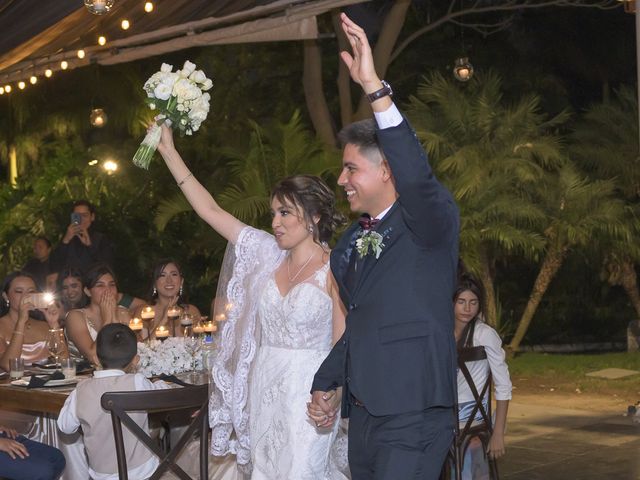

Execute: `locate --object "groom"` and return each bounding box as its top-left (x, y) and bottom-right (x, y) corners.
top-left (309, 13), bottom-right (460, 479)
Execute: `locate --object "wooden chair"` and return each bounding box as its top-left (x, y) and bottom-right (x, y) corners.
top-left (441, 345), bottom-right (499, 480)
top-left (101, 383), bottom-right (209, 480)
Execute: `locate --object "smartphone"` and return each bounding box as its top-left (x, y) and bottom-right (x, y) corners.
top-left (70, 212), bottom-right (82, 225)
top-left (31, 292), bottom-right (55, 309)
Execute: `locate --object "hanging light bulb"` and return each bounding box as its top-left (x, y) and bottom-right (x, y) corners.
top-left (84, 0), bottom-right (114, 15)
top-left (5, 85), bottom-right (12, 93)
top-left (144, 1), bottom-right (154, 13)
top-left (98, 35), bottom-right (107, 46)
top-left (18, 81), bottom-right (26, 90)
top-left (77, 49), bottom-right (86, 59)
top-left (0, 87), bottom-right (4, 95)
top-left (45, 69), bottom-right (53, 78)
top-left (121, 19), bottom-right (130, 30)
top-left (90, 108), bottom-right (108, 127)
top-left (60, 60), bottom-right (69, 70)
top-left (30, 76), bottom-right (37, 85)
top-left (453, 57), bottom-right (474, 82)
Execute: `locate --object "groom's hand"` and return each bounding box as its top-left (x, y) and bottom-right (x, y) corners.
top-left (307, 390), bottom-right (339, 428)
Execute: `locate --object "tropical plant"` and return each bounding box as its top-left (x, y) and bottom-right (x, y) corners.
top-left (406, 72), bottom-right (566, 328)
top-left (569, 85), bottom-right (640, 319)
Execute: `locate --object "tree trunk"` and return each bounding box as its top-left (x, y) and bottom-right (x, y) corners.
top-left (507, 244), bottom-right (568, 356)
top-left (353, 0), bottom-right (411, 121)
top-left (619, 259), bottom-right (640, 319)
top-left (9, 144), bottom-right (17, 186)
top-left (303, 40), bottom-right (337, 147)
top-left (477, 250), bottom-right (499, 329)
top-left (331, 11), bottom-right (354, 130)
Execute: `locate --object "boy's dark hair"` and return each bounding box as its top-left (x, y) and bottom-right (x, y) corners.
top-left (96, 324), bottom-right (137, 369)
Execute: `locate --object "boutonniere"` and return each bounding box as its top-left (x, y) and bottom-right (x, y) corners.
top-left (356, 229), bottom-right (385, 259)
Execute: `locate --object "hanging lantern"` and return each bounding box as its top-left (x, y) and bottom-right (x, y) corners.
top-left (453, 57), bottom-right (474, 82)
top-left (90, 108), bottom-right (108, 127)
top-left (84, 0), bottom-right (114, 15)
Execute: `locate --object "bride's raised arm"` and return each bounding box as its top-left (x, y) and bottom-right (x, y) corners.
top-left (157, 123), bottom-right (245, 243)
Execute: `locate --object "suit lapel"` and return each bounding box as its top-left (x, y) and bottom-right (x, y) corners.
top-left (351, 203), bottom-right (401, 298)
top-left (331, 223), bottom-right (360, 299)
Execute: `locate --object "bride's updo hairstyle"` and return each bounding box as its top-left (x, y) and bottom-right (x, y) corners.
top-left (271, 175), bottom-right (345, 244)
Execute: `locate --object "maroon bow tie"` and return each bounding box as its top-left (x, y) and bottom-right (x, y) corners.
top-left (358, 214), bottom-right (379, 230)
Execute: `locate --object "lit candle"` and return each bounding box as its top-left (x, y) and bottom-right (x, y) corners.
top-left (192, 324), bottom-right (205, 335)
top-left (180, 313), bottom-right (193, 326)
top-left (129, 317), bottom-right (143, 331)
top-left (203, 321), bottom-right (217, 334)
top-left (93, 0), bottom-right (107, 13)
top-left (155, 325), bottom-right (169, 339)
top-left (140, 306), bottom-right (155, 320)
top-left (168, 305), bottom-right (182, 321)
top-left (214, 313), bottom-right (226, 322)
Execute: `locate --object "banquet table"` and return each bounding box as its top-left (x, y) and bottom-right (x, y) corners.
top-left (0, 376), bottom-right (80, 415)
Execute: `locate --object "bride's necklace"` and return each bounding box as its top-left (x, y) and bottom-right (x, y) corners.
top-left (287, 250), bottom-right (317, 284)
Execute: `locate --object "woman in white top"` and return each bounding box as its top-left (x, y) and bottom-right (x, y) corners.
top-left (454, 274), bottom-right (512, 478)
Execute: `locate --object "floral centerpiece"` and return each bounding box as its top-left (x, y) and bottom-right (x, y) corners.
top-left (137, 337), bottom-right (202, 376)
top-left (132, 60), bottom-right (213, 169)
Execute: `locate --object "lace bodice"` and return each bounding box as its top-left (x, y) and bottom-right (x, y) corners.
top-left (258, 264), bottom-right (332, 350)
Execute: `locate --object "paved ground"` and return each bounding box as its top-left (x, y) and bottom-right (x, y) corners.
top-left (501, 399), bottom-right (640, 479)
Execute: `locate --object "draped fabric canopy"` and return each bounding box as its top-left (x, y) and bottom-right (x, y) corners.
top-left (0, 0), bottom-right (364, 84)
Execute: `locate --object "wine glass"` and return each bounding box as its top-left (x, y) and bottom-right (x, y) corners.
top-left (179, 312), bottom-right (193, 337)
top-left (46, 328), bottom-right (67, 368)
top-left (183, 334), bottom-right (202, 382)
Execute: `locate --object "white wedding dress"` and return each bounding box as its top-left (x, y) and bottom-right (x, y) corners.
top-left (209, 226), bottom-right (348, 480)
top-left (249, 263), bottom-right (345, 479)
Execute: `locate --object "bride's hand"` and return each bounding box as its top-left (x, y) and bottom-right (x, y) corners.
top-left (157, 123), bottom-right (176, 157)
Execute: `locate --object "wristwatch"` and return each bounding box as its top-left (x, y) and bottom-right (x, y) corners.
top-left (366, 80), bottom-right (393, 103)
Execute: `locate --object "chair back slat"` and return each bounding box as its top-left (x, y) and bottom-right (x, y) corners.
top-left (101, 383), bottom-right (209, 480)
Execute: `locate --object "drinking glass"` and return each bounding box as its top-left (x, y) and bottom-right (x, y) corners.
top-left (183, 335), bottom-right (202, 382)
top-left (61, 357), bottom-right (76, 379)
top-left (180, 312), bottom-right (193, 337)
top-left (46, 328), bottom-right (67, 367)
top-left (9, 357), bottom-right (24, 379)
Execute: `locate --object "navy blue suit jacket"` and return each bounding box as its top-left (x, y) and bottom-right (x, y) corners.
top-left (312, 117), bottom-right (460, 417)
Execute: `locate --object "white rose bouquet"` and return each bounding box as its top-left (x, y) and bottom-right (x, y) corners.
top-left (132, 60), bottom-right (213, 169)
top-left (137, 337), bottom-right (203, 376)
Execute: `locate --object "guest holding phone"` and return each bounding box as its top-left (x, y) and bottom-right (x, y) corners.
top-left (49, 200), bottom-right (114, 278)
top-left (0, 271), bottom-right (65, 373)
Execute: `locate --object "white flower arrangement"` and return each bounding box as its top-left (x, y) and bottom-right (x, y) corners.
top-left (136, 337), bottom-right (202, 377)
top-left (132, 60), bottom-right (213, 169)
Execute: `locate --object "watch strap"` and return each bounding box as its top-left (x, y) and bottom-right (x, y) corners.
top-left (366, 80), bottom-right (393, 103)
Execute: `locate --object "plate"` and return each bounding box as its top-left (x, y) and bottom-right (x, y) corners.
top-left (10, 376), bottom-right (78, 387)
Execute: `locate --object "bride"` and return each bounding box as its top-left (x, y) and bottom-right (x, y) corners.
top-left (157, 125), bottom-right (348, 479)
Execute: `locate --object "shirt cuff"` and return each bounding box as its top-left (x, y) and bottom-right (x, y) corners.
top-left (374, 103), bottom-right (403, 129)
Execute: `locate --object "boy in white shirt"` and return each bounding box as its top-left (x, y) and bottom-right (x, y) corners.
top-left (57, 323), bottom-right (169, 480)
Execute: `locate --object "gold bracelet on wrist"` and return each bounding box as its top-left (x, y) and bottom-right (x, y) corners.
top-left (12, 331), bottom-right (24, 336)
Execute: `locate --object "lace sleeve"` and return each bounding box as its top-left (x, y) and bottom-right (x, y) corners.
top-left (209, 226), bottom-right (284, 467)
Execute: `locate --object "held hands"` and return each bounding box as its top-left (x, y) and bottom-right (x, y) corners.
top-left (307, 389), bottom-right (340, 428)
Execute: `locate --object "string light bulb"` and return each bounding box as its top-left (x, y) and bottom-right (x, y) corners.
top-left (77, 49), bottom-right (86, 59)
top-left (18, 81), bottom-right (26, 90)
top-left (121, 19), bottom-right (130, 30)
top-left (45, 69), bottom-right (53, 78)
top-left (453, 57), bottom-right (474, 82)
top-left (5, 85), bottom-right (12, 93)
top-left (98, 35), bottom-right (107, 46)
top-left (144, 1), bottom-right (154, 12)
top-left (0, 87), bottom-right (4, 95)
top-left (84, 0), bottom-right (114, 15)
top-left (60, 60), bottom-right (69, 70)
top-left (90, 108), bottom-right (108, 127)
top-left (30, 76), bottom-right (37, 85)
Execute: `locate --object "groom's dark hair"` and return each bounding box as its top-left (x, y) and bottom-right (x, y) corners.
top-left (338, 119), bottom-right (383, 165)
